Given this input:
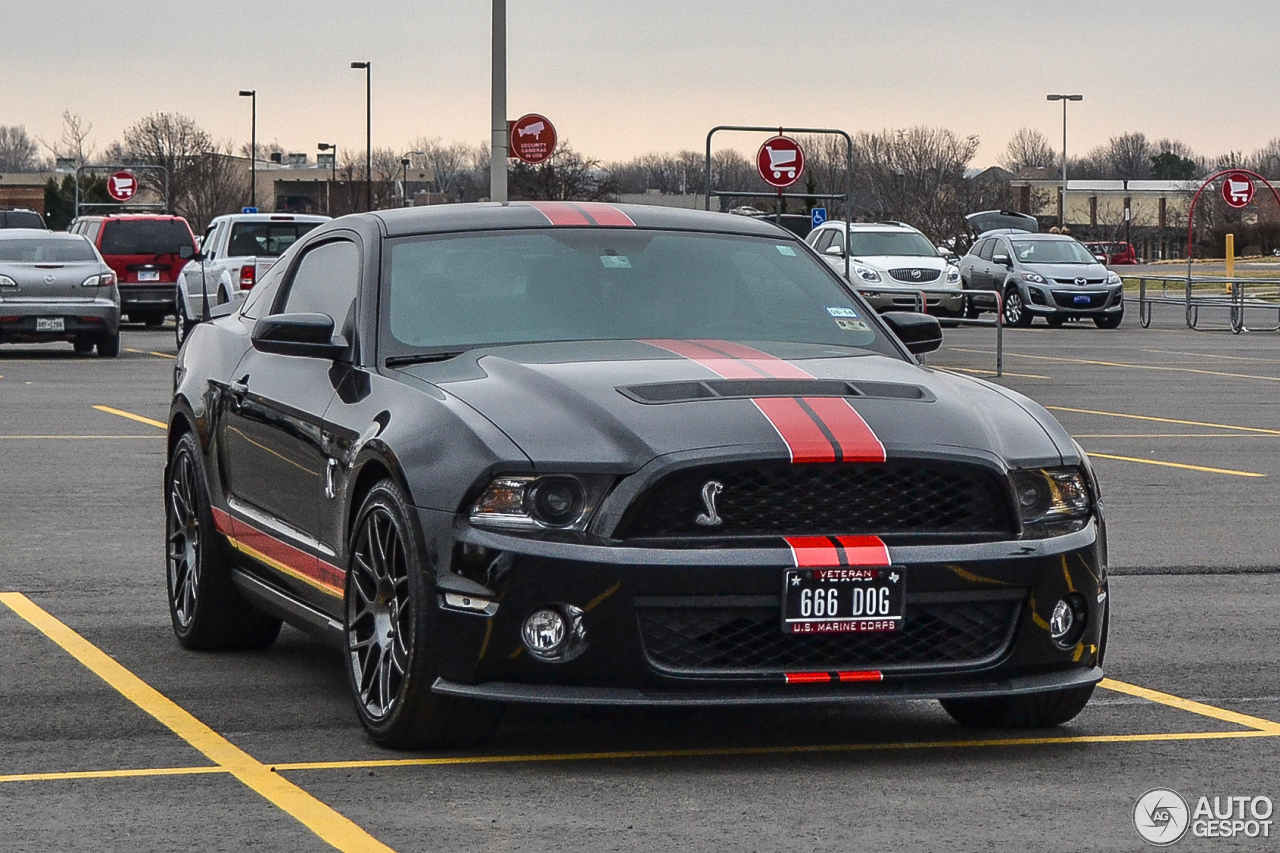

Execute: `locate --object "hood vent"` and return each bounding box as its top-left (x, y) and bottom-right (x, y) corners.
top-left (620, 378), bottom-right (931, 405)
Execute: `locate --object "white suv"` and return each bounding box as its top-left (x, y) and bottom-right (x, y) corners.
top-left (805, 221), bottom-right (963, 317)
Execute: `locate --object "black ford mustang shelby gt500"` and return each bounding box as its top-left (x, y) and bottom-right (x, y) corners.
top-left (165, 202), bottom-right (1108, 749)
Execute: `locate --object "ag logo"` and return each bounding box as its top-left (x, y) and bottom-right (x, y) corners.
top-left (1134, 788), bottom-right (1189, 845)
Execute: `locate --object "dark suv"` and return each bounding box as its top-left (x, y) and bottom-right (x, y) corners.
top-left (0, 209), bottom-right (47, 229)
top-left (70, 214), bottom-right (197, 326)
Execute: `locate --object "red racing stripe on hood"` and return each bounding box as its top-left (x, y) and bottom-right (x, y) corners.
top-left (524, 201), bottom-right (591, 226)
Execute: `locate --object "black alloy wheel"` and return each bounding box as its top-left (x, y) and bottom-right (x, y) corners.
top-left (344, 480), bottom-right (503, 749)
top-left (1003, 287), bottom-right (1032, 327)
top-left (165, 432), bottom-right (281, 649)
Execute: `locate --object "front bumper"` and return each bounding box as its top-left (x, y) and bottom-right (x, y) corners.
top-left (860, 287), bottom-right (964, 315)
top-left (424, 513), bottom-right (1108, 706)
top-left (1022, 284), bottom-right (1124, 316)
top-left (0, 297), bottom-right (121, 341)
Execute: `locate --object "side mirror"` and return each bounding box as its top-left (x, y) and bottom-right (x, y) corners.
top-left (824, 244), bottom-right (845, 258)
top-left (179, 245), bottom-right (205, 262)
top-left (251, 313), bottom-right (348, 360)
top-left (881, 311), bottom-right (943, 355)
top-left (945, 253), bottom-right (960, 265)
top-left (992, 254), bottom-right (1012, 267)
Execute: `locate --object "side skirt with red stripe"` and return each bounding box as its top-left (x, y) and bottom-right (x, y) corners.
top-left (211, 506), bottom-right (345, 598)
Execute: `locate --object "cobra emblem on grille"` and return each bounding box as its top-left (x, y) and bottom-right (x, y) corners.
top-left (695, 480), bottom-right (724, 526)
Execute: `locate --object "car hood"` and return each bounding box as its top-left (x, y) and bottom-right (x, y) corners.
top-left (966, 210), bottom-right (1039, 234)
top-left (396, 340), bottom-right (1072, 472)
top-left (1021, 262), bottom-right (1111, 281)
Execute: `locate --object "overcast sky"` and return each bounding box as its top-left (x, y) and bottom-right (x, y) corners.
top-left (8, 0), bottom-right (1280, 166)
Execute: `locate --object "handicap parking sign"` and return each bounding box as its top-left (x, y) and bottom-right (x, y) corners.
top-left (811, 207), bottom-right (827, 229)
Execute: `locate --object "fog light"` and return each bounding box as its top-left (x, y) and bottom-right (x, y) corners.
top-left (522, 608), bottom-right (566, 657)
top-left (521, 604), bottom-right (587, 662)
top-left (1049, 594), bottom-right (1088, 649)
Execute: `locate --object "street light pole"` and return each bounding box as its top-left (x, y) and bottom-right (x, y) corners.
top-left (491, 0), bottom-right (508, 203)
top-left (1046, 94), bottom-right (1082, 228)
top-left (352, 61), bottom-right (371, 211)
top-left (317, 143), bottom-right (337, 216)
top-left (239, 90), bottom-right (256, 209)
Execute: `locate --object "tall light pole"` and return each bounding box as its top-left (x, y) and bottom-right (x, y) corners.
top-left (400, 150), bottom-right (425, 206)
top-left (1046, 94), bottom-right (1082, 228)
top-left (491, 0), bottom-right (507, 203)
top-left (239, 90), bottom-right (256, 209)
top-left (351, 61), bottom-right (371, 211)
top-left (317, 143), bottom-right (337, 216)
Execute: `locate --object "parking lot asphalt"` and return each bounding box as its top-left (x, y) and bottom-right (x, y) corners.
top-left (2, 312), bottom-right (1279, 852)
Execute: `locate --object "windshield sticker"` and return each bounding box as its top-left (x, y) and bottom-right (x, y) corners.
top-left (776, 245), bottom-right (796, 256)
top-left (600, 255), bottom-right (632, 269)
top-left (835, 318), bottom-right (870, 332)
top-left (825, 306), bottom-right (860, 318)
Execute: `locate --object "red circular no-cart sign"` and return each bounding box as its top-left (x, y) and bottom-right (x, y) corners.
top-left (1222, 172), bottom-right (1255, 208)
top-left (510, 114), bottom-right (557, 165)
top-left (107, 171), bottom-right (139, 202)
top-left (756, 136), bottom-right (805, 189)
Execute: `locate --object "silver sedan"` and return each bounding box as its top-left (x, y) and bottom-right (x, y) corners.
top-left (0, 229), bottom-right (121, 356)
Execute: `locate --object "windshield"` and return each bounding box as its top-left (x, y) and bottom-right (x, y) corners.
top-left (385, 230), bottom-right (896, 357)
top-left (1011, 239), bottom-right (1096, 265)
top-left (0, 237), bottom-right (97, 263)
top-left (99, 220), bottom-right (194, 255)
top-left (227, 222), bottom-right (321, 257)
top-left (847, 231), bottom-right (937, 257)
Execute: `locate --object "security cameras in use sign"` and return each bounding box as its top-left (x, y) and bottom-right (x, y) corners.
top-left (509, 114), bottom-right (557, 165)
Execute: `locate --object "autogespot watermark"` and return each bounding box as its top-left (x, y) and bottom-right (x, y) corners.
top-left (1135, 788), bottom-right (1274, 845)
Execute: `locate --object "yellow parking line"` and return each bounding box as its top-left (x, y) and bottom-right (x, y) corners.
top-left (941, 367), bottom-right (1053, 380)
top-left (0, 766), bottom-right (223, 784)
top-left (1048, 405), bottom-right (1280, 437)
top-left (92, 405), bottom-right (166, 430)
top-left (1073, 433), bottom-right (1268, 439)
top-left (0, 593), bottom-right (396, 853)
top-left (1101, 678), bottom-right (1280, 733)
top-left (953, 347), bottom-right (1280, 383)
top-left (1141, 348), bottom-right (1280, 365)
top-left (1085, 452), bottom-right (1265, 478)
top-left (0, 435), bottom-right (161, 440)
top-left (124, 348), bottom-right (177, 360)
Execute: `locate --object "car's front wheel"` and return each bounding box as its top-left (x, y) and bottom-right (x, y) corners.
top-left (1003, 287), bottom-right (1032, 327)
top-left (165, 431), bottom-right (281, 649)
top-left (344, 480), bottom-right (503, 750)
top-left (939, 684), bottom-right (1096, 728)
top-left (175, 298), bottom-right (192, 347)
top-left (1094, 309), bottom-right (1124, 329)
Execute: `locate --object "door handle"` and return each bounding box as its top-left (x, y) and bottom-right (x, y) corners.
top-left (229, 375), bottom-right (250, 397)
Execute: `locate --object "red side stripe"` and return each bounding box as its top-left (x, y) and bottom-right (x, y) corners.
top-left (525, 201), bottom-right (591, 226)
top-left (801, 397), bottom-right (886, 463)
top-left (838, 670), bottom-right (884, 682)
top-left (832, 535), bottom-right (892, 566)
top-left (210, 506), bottom-right (234, 536)
top-left (784, 672), bottom-right (832, 684)
top-left (573, 202), bottom-right (635, 227)
top-left (216, 509), bottom-right (346, 594)
top-left (785, 536), bottom-right (843, 568)
top-left (753, 397), bottom-right (837, 463)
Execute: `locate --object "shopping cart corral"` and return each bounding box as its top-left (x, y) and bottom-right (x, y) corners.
top-left (1132, 275), bottom-right (1280, 334)
top-left (889, 287), bottom-right (1006, 377)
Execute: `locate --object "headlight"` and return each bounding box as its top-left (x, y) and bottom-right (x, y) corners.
top-left (945, 267), bottom-right (961, 285)
top-left (853, 265), bottom-right (881, 283)
top-left (1106, 272), bottom-right (1122, 286)
top-left (469, 474), bottom-right (610, 532)
top-left (1012, 468), bottom-right (1092, 538)
top-left (1021, 271), bottom-right (1048, 284)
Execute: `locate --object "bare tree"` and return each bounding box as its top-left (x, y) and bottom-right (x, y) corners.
top-left (509, 142), bottom-right (617, 201)
top-left (411, 137), bottom-right (477, 201)
top-left (110, 112), bottom-right (215, 212)
top-left (183, 142), bottom-right (251, 230)
top-left (40, 111), bottom-right (96, 168)
top-left (1247, 139), bottom-right (1280, 179)
top-left (0, 126), bottom-right (40, 171)
top-left (1001, 128), bottom-right (1055, 172)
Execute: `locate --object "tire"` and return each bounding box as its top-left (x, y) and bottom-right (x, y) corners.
top-left (73, 336), bottom-right (95, 354)
top-left (175, 299), bottom-right (192, 348)
top-left (939, 684), bottom-right (1096, 729)
top-left (1094, 311), bottom-right (1123, 330)
top-left (165, 431), bottom-right (282, 650)
top-left (1046, 315), bottom-right (1066, 327)
top-left (97, 331), bottom-right (121, 358)
top-left (144, 312), bottom-right (165, 328)
top-left (344, 480), bottom-right (503, 750)
top-left (1003, 287), bottom-right (1032, 327)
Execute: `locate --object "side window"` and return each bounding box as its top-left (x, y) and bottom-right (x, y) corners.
top-left (277, 240), bottom-right (361, 333)
top-left (976, 239), bottom-right (995, 261)
top-left (200, 224), bottom-right (219, 259)
top-left (811, 229), bottom-right (834, 252)
top-left (84, 221), bottom-right (102, 245)
top-left (828, 229), bottom-right (846, 254)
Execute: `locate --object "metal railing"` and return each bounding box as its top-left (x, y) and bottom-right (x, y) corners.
top-left (887, 286), bottom-right (1006, 376)
top-left (1131, 275), bottom-right (1280, 334)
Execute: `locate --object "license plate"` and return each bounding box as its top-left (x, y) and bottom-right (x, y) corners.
top-left (782, 567), bottom-right (905, 634)
top-left (36, 317), bottom-right (65, 332)
top-left (137, 270), bottom-right (160, 282)
top-left (1073, 294), bottom-right (1092, 305)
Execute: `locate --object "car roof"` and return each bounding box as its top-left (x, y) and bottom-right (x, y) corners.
top-left (371, 202), bottom-right (795, 239)
top-left (0, 228), bottom-right (87, 241)
top-left (78, 213), bottom-right (189, 222)
top-left (213, 213), bottom-right (331, 223)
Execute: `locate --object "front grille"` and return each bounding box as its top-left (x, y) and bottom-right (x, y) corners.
top-left (888, 268), bottom-right (941, 283)
top-left (1052, 278), bottom-right (1105, 285)
top-left (615, 462), bottom-right (1014, 541)
top-left (636, 593), bottom-right (1023, 675)
top-left (1051, 290), bottom-right (1108, 309)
